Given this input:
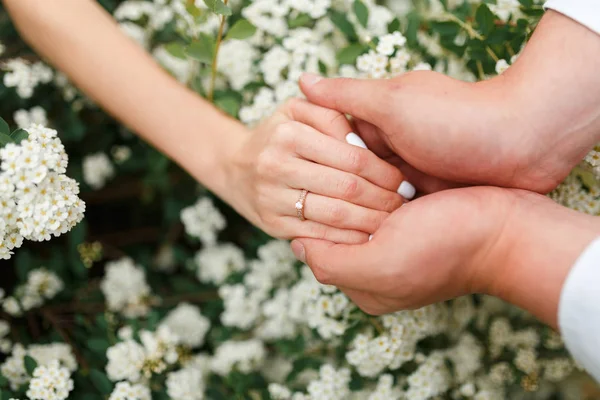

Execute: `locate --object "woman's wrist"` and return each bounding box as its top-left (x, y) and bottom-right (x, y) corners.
top-left (477, 190), bottom-right (600, 328)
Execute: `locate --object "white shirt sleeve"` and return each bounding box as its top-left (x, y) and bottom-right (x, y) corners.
top-left (544, 0), bottom-right (600, 35)
top-left (559, 237), bottom-right (600, 382)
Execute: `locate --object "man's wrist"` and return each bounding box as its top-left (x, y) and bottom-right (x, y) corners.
top-left (480, 191), bottom-right (600, 328)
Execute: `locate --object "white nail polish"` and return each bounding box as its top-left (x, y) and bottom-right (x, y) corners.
top-left (397, 181), bottom-right (416, 200)
top-left (345, 132), bottom-right (368, 149)
top-left (369, 234), bottom-right (373, 241)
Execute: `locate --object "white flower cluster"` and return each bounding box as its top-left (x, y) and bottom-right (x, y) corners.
top-left (269, 364), bottom-right (351, 400)
top-left (0, 319), bottom-right (12, 353)
top-left (26, 360), bottom-right (74, 400)
top-left (106, 325), bottom-right (179, 382)
top-left (14, 107), bottom-right (48, 129)
top-left (166, 365), bottom-right (205, 400)
top-left (0, 124), bottom-right (85, 259)
top-left (100, 258), bottom-right (151, 318)
top-left (82, 152), bottom-right (115, 189)
top-left (210, 339), bottom-right (266, 376)
top-left (347, 304), bottom-right (448, 377)
top-left (108, 381), bottom-right (152, 400)
top-left (180, 197), bottom-right (226, 246)
top-left (194, 243), bottom-right (246, 285)
top-left (2, 267), bottom-right (64, 316)
top-left (356, 32), bottom-right (410, 78)
top-left (2, 59), bottom-right (53, 98)
top-left (159, 302), bottom-right (211, 348)
top-left (0, 343), bottom-right (77, 391)
top-left (489, 0), bottom-right (521, 22)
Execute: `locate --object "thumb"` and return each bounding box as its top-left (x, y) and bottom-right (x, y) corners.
top-left (299, 73), bottom-right (389, 124)
top-left (291, 238), bottom-right (377, 290)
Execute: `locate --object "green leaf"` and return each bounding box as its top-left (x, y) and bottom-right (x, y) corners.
top-left (336, 43), bottom-right (368, 65)
top-left (0, 118), bottom-right (9, 136)
top-left (203, 0), bottom-right (232, 16)
top-left (87, 338), bottom-right (110, 354)
top-left (352, 0), bottom-right (369, 28)
top-left (289, 13), bottom-right (311, 28)
top-left (388, 18), bottom-right (400, 33)
top-left (330, 11), bottom-right (358, 41)
top-left (0, 133), bottom-right (12, 147)
top-left (518, 0), bottom-right (533, 7)
top-left (430, 21), bottom-right (460, 37)
top-left (475, 4), bottom-right (496, 36)
top-left (225, 19), bottom-right (257, 40)
top-left (89, 369), bottom-right (113, 394)
top-left (24, 356), bottom-right (38, 376)
top-left (165, 42), bottom-right (188, 59)
top-left (215, 96), bottom-right (241, 117)
top-left (10, 129), bottom-right (28, 144)
top-left (186, 34), bottom-right (215, 64)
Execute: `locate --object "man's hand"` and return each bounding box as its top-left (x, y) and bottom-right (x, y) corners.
top-left (300, 11), bottom-right (600, 194)
top-left (291, 186), bottom-right (600, 328)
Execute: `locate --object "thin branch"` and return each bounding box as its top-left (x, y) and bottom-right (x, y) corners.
top-left (208, 0), bottom-right (230, 102)
top-left (41, 309), bottom-right (89, 371)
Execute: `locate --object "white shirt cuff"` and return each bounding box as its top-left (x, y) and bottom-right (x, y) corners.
top-left (545, 0), bottom-right (600, 35)
top-left (559, 237), bottom-right (600, 382)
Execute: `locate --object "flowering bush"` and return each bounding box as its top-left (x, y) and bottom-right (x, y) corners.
top-left (1, 0), bottom-right (599, 399)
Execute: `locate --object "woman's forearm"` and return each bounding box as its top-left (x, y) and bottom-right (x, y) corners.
top-left (3, 0), bottom-right (246, 198)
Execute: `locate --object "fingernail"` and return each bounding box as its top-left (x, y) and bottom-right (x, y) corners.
top-left (397, 181), bottom-right (416, 200)
top-left (368, 234), bottom-right (373, 241)
top-left (291, 240), bottom-right (306, 263)
top-left (301, 73), bottom-right (323, 87)
top-left (345, 132), bottom-right (368, 149)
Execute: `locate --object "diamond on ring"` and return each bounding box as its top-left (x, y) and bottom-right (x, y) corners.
top-left (296, 190), bottom-right (308, 221)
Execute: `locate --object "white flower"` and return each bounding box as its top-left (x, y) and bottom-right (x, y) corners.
top-left (490, 0), bottom-right (521, 22)
top-left (211, 339), bottom-right (266, 376)
top-left (2, 59), bottom-right (53, 99)
top-left (83, 152), bottom-right (115, 189)
top-left (0, 343), bottom-right (76, 390)
top-left (13, 107), bottom-right (47, 129)
top-left (159, 303), bottom-right (210, 348)
top-left (180, 197), bottom-right (226, 246)
top-left (26, 360), bottom-right (74, 400)
top-left (195, 243), bottom-right (246, 284)
top-left (106, 340), bottom-right (146, 382)
top-left (495, 59), bottom-right (510, 75)
top-left (218, 40), bottom-right (258, 90)
top-left (100, 258), bottom-right (151, 318)
top-left (108, 381), bottom-right (152, 400)
top-left (0, 125), bottom-right (84, 259)
top-left (166, 366), bottom-right (205, 400)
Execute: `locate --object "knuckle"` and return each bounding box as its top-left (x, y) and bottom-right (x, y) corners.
top-left (339, 176), bottom-right (360, 199)
top-left (346, 148), bottom-right (368, 175)
top-left (272, 121), bottom-right (298, 146)
top-left (328, 204), bottom-right (347, 225)
top-left (380, 192), bottom-right (404, 212)
top-left (255, 149), bottom-right (278, 176)
top-left (310, 224), bottom-right (328, 240)
top-left (283, 97), bottom-right (303, 114)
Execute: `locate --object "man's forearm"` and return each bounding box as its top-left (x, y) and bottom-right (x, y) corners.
top-left (3, 0), bottom-right (246, 198)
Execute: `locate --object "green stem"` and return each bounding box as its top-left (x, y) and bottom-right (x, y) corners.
top-left (208, 0), bottom-right (229, 102)
top-left (443, 13), bottom-right (483, 40)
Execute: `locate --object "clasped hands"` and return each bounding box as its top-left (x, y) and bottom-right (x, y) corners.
top-left (225, 12), bottom-right (600, 328)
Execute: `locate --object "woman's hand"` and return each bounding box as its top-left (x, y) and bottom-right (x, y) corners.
top-left (224, 98), bottom-right (411, 244)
